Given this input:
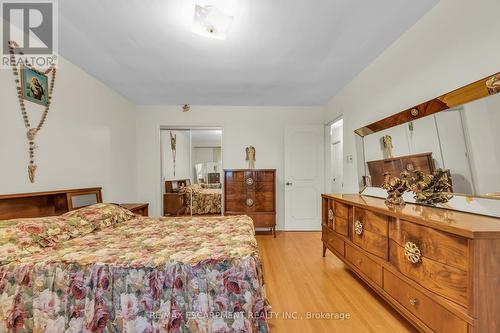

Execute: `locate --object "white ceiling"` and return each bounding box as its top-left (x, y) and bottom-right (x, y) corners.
top-left (59, 0), bottom-right (437, 106)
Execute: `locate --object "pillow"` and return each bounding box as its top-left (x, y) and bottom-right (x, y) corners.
top-left (17, 215), bottom-right (95, 247)
top-left (0, 215), bottom-right (91, 263)
top-left (62, 203), bottom-right (137, 230)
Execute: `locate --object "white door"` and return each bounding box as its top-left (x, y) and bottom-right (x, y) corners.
top-left (331, 141), bottom-right (343, 193)
top-left (285, 126), bottom-right (324, 231)
top-left (330, 119), bottom-right (343, 193)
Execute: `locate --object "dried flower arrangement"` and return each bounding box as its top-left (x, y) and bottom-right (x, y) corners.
top-left (410, 169), bottom-right (454, 205)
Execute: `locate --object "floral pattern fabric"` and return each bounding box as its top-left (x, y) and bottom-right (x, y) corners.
top-left (63, 203), bottom-right (137, 230)
top-left (181, 185), bottom-right (222, 215)
top-left (0, 215), bottom-right (269, 332)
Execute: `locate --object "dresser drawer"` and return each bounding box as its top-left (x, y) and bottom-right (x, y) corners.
top-left (383, 270), bottom-right (468, 333)
top-left (333, 216), bottom-right (349, 236)
top-left (345, 244), bottom-right (382, 287)
top-left (247, 213), bottom-right (275, 228)
top-left (389, 219), bottom-right (469, 307)
top-left (353, 208), bottom-right (389, 260)
top-left (389, 240), bottom-right (468, 307)
top-left (389, 219), bottom-right (469, 270)
top-left (323, 227), bottom-right (345, 256)
top-left (334, 201), bottom-right (349, 219)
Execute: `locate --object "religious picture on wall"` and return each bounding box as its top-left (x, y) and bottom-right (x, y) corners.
top-left (21, 65), bottom-right (49, 106)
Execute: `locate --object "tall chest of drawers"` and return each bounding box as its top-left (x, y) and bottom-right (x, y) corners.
top-left (322, 194), bottom-right (500, 333)
top-left (224, 169), bottom-right (276, 237)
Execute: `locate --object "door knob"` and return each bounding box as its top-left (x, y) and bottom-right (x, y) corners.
top-left (286, 182), bottom-right (293, 186)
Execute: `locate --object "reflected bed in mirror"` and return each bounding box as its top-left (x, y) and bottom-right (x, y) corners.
top-left (356, 72), bottom-right (500, 216)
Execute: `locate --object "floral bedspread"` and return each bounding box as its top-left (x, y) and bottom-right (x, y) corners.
top-left (181, 185), bottom-right (222, 215)
top-left (0, 214), bottom-right (269, 332)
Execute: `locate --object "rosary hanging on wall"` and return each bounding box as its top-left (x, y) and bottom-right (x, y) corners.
top-left (8, 40), bottom-right (57, 183)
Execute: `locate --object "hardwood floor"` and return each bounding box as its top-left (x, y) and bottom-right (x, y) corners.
top-left (256, 232), bottom-right (416, 333)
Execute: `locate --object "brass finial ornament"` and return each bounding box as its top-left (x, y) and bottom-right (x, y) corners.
top-left (486, 74), bottom-right (500, 94)
top-left (382, 171), bottom-right (412, 206)
top-left (410, 169), bottom-right (453, 205)
top-left (182, 104), bottom-right (190, 112)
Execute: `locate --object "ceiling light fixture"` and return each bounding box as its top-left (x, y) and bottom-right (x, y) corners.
top-left (192, 5), bottom-right (234, 40)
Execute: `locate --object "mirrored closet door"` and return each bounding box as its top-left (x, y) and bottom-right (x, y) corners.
top-left (160, 128), bottom-right (223, 217)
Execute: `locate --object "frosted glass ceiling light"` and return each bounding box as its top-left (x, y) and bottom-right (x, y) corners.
top-left (192, 5), bottom-right (234, 40)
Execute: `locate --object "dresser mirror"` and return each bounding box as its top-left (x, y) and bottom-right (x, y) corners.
top-left (355, 72), bottom-right (500, 217)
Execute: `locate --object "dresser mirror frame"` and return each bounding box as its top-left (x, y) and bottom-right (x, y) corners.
top-left (354, 72), bottom-right (500, 217)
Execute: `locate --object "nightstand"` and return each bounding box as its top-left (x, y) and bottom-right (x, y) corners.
top-left (120, 203), bottom-right (149, 216)
top-left (163, 193), bottom-right (185, 216)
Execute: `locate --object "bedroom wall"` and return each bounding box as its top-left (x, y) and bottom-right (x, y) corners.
top-left (324, 0), bottom-right (500, 193)
top-left (0, 56), bottom-right (138, 202)
top-left (135, 105), bottom-right (324, 226)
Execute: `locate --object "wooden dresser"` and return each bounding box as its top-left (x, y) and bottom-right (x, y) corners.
top-left (367, 152), bottom-right (435, 187)
top-left (224, 169), bottom-right (276, 236)
top-left (322, 194), bottom-right (500, 333)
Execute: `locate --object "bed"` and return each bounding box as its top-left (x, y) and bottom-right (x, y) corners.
top-left (180, 185), bottom-right (222, 215)
top-left (0, 190), bottom-right (269, 333)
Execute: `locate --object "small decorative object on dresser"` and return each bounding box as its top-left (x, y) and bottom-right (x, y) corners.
top-left (411, 168), bottom-right (454, 205)
top-left (245, 146), bottom-right (256, 169)
top-left (322, 193), bottom-right (500, 333)
top-left (224, 169), bottom-right (276, 237)
top-left (382, 170), bottom-right (411, 206)
top-left (382, 135), bottom-right (394, 158)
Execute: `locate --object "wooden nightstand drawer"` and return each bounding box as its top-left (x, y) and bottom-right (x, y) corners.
top-left (120, 203), bottom-right (149, 217)
top-left (384, 269), bottom-right (468, 333)
top-left (345, 243), bottom-right (382, 287)
top-left (389, 219), bottom-right (469, 307)
top-left (353, 208), bottom-right (389, 260)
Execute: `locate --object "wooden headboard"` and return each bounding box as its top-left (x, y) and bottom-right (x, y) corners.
top-left (0, 187), bottom-right (102, 220)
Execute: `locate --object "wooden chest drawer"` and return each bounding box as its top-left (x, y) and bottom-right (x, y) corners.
top-left (345, 244), bottom-right (382, 287)
top-left (383, 270), bottom-right (468, 333)
top-left (389, 219), bottom-right (469, 307)
top-left (323, 227), bottom-right (345, 256)
top-left (333, 216), bottom-right (349, 236)
top-left (247, 213), bottom-right (275, 228)
top-left (353, 208), bottom-right (389, 260)
top-left (334, 201), bottom-right (349, 219)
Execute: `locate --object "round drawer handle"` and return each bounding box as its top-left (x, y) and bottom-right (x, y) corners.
top-left (357, 259), bottom-right (363, 266)
top-left (404, 241), bottom-right (422, 264)
top-left (246, 177), bottom-right (254, 186)
top-left (354, 220), bottom-right (364, 235)
top-left (328, 209), bottom-right (334, 221)
top-left (406, 163), bottom-right (415, 172)
top-left (409, 298), bottom-right (419, 306)
top-left (245, 198), bottom-right (254, 207)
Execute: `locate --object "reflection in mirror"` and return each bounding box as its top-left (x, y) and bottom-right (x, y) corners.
top-left (71, 193), bottom-right (98, 209)
top-left (359, 77), bottom-right (500, 199)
